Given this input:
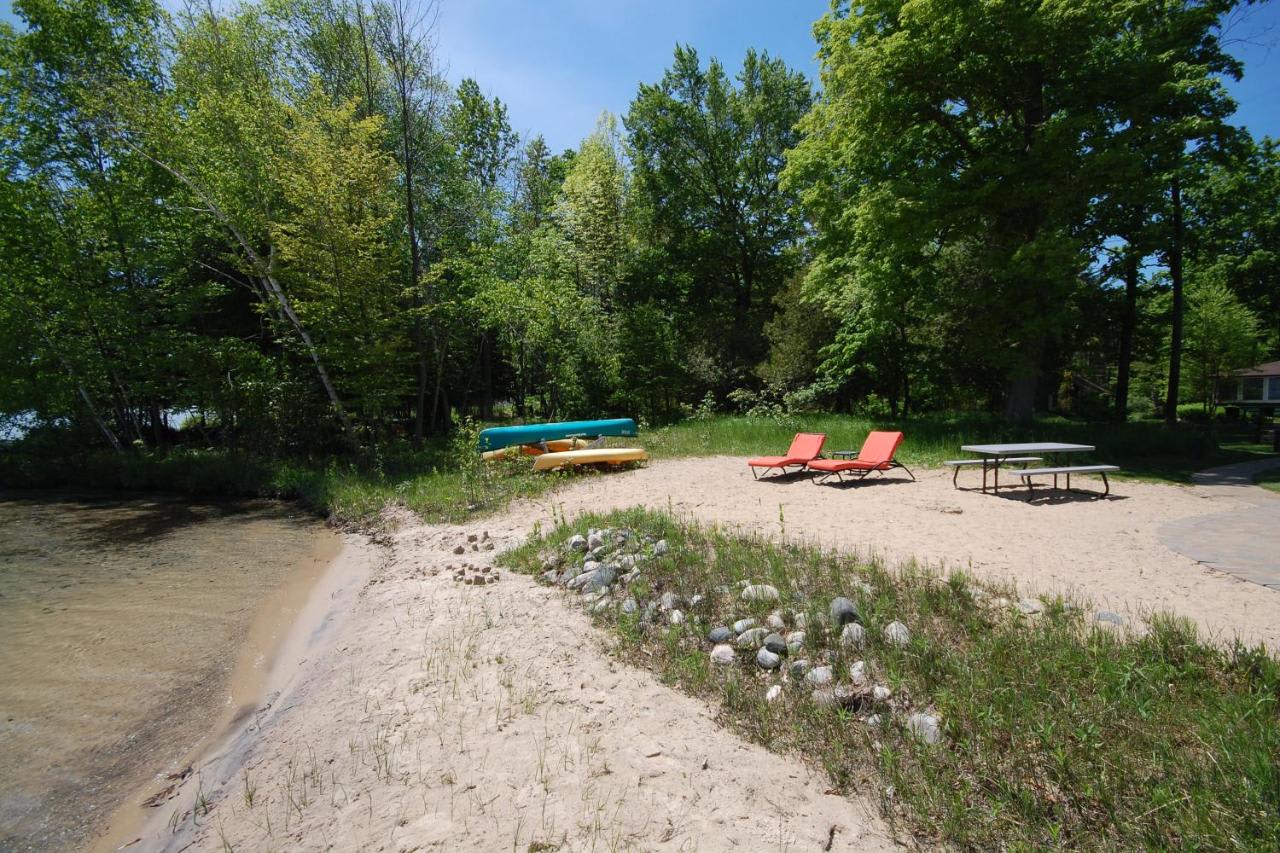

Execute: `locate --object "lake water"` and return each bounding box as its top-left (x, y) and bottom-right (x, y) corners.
top-left (0, 493), bottom-right (338, 851)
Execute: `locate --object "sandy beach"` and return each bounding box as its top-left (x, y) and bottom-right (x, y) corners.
top-left (113, 460), bottom-right (1280, 851)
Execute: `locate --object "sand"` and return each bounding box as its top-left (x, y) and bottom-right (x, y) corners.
top-left (112, 459), bottom-right (1280, 851)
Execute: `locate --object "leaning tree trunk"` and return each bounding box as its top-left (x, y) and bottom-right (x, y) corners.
top-left (1164, 174), bottom-right (1185, 425)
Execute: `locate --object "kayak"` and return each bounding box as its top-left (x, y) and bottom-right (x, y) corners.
top-left (478, 418), bottom-right (637, 451)
top-left (480, 438), bottom-right (588, 462)
top-left (531, 448), bottom-right (648, 471)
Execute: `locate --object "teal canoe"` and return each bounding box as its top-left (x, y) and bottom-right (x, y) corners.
top-left (478, 418), bottom-right (637, 451)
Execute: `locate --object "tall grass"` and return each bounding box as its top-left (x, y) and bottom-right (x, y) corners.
top-left (501, 508), bottom-right (1280, 849)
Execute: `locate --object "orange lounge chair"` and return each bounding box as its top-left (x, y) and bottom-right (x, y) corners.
top-left (747, 432), bottom-right (826, 479)
top-left (806, 431), bottom-right (915, 485)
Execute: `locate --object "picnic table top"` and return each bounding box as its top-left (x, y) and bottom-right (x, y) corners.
top-left (960, 442), bottom-right (1095, 455)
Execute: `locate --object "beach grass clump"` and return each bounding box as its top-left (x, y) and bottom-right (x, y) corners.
top-left (500, 508), bottom-right (1280, 850)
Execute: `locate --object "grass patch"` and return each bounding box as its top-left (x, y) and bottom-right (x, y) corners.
top-left (1256, 468), bottom-right (1280, 494)
top-left (501, 508), bottom-right (1280, 850)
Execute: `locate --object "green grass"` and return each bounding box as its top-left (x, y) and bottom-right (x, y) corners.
top-left (1257, 468), bottom-right (1280, 493)
top-left (501, 508), bottom-right (1280, 850)
top-left (4, 413), bottom-right (1274, 525)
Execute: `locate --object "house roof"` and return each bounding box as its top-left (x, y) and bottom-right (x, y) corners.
top-left (1234, 360), bottom-right (1280, 377)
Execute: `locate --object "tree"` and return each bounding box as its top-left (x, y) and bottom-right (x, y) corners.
top-left (1182, 277), bottom-right (1263, 412)
top-left (627, 46), bottom-right (811, 393)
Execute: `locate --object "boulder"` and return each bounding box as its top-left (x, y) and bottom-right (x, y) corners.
top-left (830, 597), bottom-right (861, 627)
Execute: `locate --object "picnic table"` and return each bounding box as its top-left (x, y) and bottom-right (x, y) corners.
top-left (954, 442), bottom-right (1096, 494)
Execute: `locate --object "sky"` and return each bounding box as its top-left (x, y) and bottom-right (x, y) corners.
top-left (0, 0), bottom-right (1277, 150)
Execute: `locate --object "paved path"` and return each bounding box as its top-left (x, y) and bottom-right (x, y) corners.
top-left (1158, 457), bottom-right (1280, 590)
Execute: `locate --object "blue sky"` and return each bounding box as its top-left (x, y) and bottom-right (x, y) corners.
top-left (1, 0), bottom-right (1277, 150)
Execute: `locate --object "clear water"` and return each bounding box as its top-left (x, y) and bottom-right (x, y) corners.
top-left (0, 493), bottom-right (337, 851)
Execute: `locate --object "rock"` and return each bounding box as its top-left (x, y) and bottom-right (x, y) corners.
top-left (653, 539), bottom-right (669, 557)
top-left (466, 533), bottom-right (478, 543)
top-left (621, 598), bottom-right (639, 615)
top-left (805, 665), bottom-right (834, 687)
top-left (812, 685), bottom-right (863, 709)
top-left (830, 597), bottom-right (861, 627)
top-left (592, 599), bottom-right (611, 614)
top-left (737, 627), bottom-right (770, 648)
top-left (763, 633), bottom-right (788, 655)
top-left (866, 713), bottom-right (883, 729)
top-left (689, 594), bottom-right (706, 609)
top-left (883, 620), bottom-right (911, 647)
top-left (1095, 610), bottom-right (1126, 625)
top-left (965, 585), bottom-right (988, 601)
top-left (481, 531), bottom-right (490, 541)
top-left (766, 612), bottom-right (787, 631)
top-left (907, 712), bottom-right (942, 745)
top-left (785, 631), bottom-right (806, 654)
top-left (756, 647), bottom-right (781, 670)
top-left (452, 545), bottom-right (466, 555)
top-left (587, 532), bottom-right (605, 551)
top-left (852, 580), bottom-right (875, 596)
top-left (1017, 597), bottom-right (1045, 615)
top-left (766, 684), bottom-right (783, 703)
top-left (872, 685), bottom-right (892, 702)
top-left (732, 617), bottom-right (758, 634)
top-left (742, 584), bottom-right (781, 603)
top-left (792, 612), bottom-right (808, 630)
top-left (617, 554), bottom-right (638, 569)
top-left (582, 559), bottom-right (601, 575)
top-left (567, 534), bottom-right (588, 552)
top-left (992, 596), bottom-right (1011, 609)
top-left (540, 570), bottom-right (558, 584)
top-left (789, 659), bottom-right (810, 679)
top-left (586, 566), bottom-right (617, 591)
top-left (710, 644), bottom-right (735, 665)
top-left (589, 546), bottom-right (607, 559)
top-left (840, 623), bottom-right (866, 648)
top-left (567, 570), bottom-right (597, 590)
top-left (669, 609), bottom-right (685, 626)
top-left (848, 660), bottom-right (867, 686)
top-left (481, 541), bottom-right (495, 551)
top-left (708, 626), bottom-right (733, 643)
top-left (660, 591), bottom-right (686, 612)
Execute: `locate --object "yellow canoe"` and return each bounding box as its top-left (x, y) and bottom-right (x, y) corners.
top-left (531, 448), bottom-right (648, 471)
top-left (481, 438), bottom-right (588, 462)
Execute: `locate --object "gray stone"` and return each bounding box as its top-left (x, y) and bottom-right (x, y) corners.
top-left (765, 684), bottom-right (783, 703)
top-left (865, 713), bottom-right (883, 729)
top-left (710, 644), bottom-right (735, 665)
top-left (792, 612), bottom-right (808, 630)
top-left (589, 546), bottom-right (607, 559)
top-left (872, 685), bottom-right (892, 702)
top-left (756, 647), bottom-right (781, 670)
top-left (789, 659), bottom-right (810, 679)
top-left (763, 633), bottom-right (788, 655)
top-left (660, 591), bottom-right (686, 612)
top-left (830, 597), bottom-right (861, 627)
top-left (1095, 610), bottom-right (1126, 625)
top-left (732, 617), bottom-right (758, 634)
top-left (965, 585), bottom-right (988, 601)
top-left (766, 612), bottom-right (787, 631)
top-left (567, 570), bottom-right (597, 590)
top-left (540, 570), bottom-right (558, 584)
top-left (586, 566), bottom-right (617, 591)
top-left (785, 631), bottom-right (806, 654)
top-left (840, 623), bottom-right (866, 648)
top-left (708, 626), bottom-right (733, 643)
top-left (669, 609), bottom-right (685, 626)
top-left (848, 660), bottom-right (867, 686)
top-left (883, 620), bottom-right (911, 647)
top-left (852, 580), bottom-right (874, 596)
top-left (591, 598), bottom-right (611, 614)
top-left (567, 534), bottom-right (588, 552)
top-left (737, 627), bottom-right (770, 648)
top-left (805, 665), bottom-right (834, 687)
top-left (653, 539), bottom-right (669, 557)
top-left (742, 583), bottom-right (781, 603)
top-left (907, 712), bottom-right (942, 745)
top-left (621, 598), bottom-right (639, 615)
top-left (587, 532), bottom-right (605, 551)
top-left (811, 685), bottom-right (863, 709)
top-left (1017, 597), bottom-right (1045, 615)
top-left (689, 594), bottom-right (706, 609)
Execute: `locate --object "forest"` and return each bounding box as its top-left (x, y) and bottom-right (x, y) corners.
top-left (1, 0), bottom-right (1277, 460)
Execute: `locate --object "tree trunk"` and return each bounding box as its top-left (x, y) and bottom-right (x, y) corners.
top-left (1115, 250), bottom-right (1139, 422)
top-left (1164, 174), bottom-right (1184, 425)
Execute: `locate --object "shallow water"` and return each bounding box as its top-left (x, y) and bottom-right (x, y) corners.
top-left (0, 493), bottom-right (338, 851)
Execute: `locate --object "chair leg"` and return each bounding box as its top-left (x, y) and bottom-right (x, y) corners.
top-left (951, 466), bottom-right (960, 488)
top-left (1101, 472), bottom-right (1109, 497)
top-left (898, 462), bottom-right (916, 481)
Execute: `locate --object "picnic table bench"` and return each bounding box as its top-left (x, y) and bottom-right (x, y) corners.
top-left (953, 443), bottom-right (1119, 498)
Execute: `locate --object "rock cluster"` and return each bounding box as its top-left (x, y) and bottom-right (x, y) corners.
top-left (451, 563), bottom-right (499, 585)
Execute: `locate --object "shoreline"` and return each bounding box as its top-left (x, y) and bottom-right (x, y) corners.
top-left (90, 529), bottom-right (380, 852)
